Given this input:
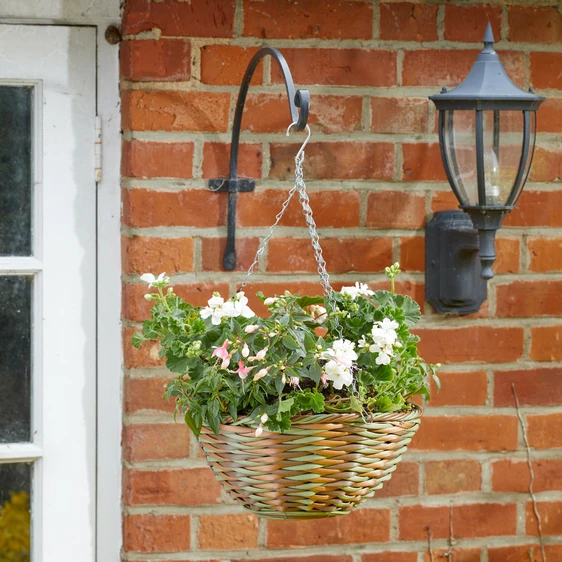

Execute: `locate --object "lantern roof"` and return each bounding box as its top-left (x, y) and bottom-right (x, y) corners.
top-left (430, 23), bottom-right (544, 108)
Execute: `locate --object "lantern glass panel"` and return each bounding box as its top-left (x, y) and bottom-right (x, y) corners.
top-left (510, 110), bottom-right (536, 205)
top-left (482, 110), bottom-right (524, 206)
top-left (443, 110), bottom-right (477, 206)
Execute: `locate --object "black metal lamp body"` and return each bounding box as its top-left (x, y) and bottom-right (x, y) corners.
top-left (427, 23), bottom-right (544, 314)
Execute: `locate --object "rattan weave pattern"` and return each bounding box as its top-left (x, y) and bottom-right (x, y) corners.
top-left (198, 406), bottom-right (422, 519)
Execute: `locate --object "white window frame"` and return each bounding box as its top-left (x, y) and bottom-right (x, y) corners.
top-left (0, 2), bottom-right (123, 560)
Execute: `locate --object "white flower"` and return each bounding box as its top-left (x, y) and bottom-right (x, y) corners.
top-left (242, 344), bottom-right (250, 358)
top-left (200, 293), bottom-right (226, 325)
top-left (324, 360), bottom-right (354, 390)
top-left (322, 339), bottom-right (358, 368)
top-left (140, 272), bottom-right (168, 287)
top-left (253, 368), bottom-right (269, 381)
top-left (223, 292), bottom-right (255, 319)
top-left (306, 304), bottom-right (327, 324)
top-left (340, 282), bottom-right (374, 299)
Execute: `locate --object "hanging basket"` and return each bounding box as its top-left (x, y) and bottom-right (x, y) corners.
top-left (199, 405), bottom-right (422, 519)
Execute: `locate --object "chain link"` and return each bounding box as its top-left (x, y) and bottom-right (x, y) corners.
top-left (240, 128), bottom-right (343, 338)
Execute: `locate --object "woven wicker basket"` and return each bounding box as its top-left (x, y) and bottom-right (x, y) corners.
top-left (198, 405), bottom-right (422, 519)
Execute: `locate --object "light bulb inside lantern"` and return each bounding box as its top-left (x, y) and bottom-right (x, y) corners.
top-left (484, 148), bottom-right (500, 206)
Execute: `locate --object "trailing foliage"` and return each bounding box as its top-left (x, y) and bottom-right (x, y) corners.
top-left (132, 265), bottom-right (439, 436)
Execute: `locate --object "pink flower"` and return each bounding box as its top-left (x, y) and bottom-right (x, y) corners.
top-left (289, 376), bottom-right (300, 388)
top-left (249, 347), bottom-right (268, 362)
top-left (321, 372), bottom-right (327, 385)
top-left (212, 340), bottom-right (231, 369)
top-left (244, 324), bottom-right (259, 333)
top-left (253, 367), bottom-right (269, 381)
top-left (233, 361), bottom-right (254, 380)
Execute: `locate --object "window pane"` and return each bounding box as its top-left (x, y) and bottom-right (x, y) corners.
top-left (0, 276), bottom-right (32, 443)
top-left (0, 86), bottom-right (33, 256)
top-left (0, 463), bottom-right (31, 562)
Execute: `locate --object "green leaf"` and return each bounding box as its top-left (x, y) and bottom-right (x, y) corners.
top-left (131, 331), bottom-right (145, 349)
top-left (282, 334), bottom-right (300, 351)
top-left (393, 295), bottom-right (421, 327)
top-left (310, 392), bottom-right (324, 413)
top-left (350, 395), bottom-right (362, 414)
top-left (166, 354), bottom-right (190, 374)
top-left (303, 331), bottom-right (317, 352)
top-left (184, 411), bottom-right (201, 438)
top-left (296, 296), bottom-right (324, 308)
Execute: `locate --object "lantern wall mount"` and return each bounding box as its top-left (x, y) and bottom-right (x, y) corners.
top-left (426, 23), bottom-right (544, 315)
top-left (209, 47), bottom-right (310, 271)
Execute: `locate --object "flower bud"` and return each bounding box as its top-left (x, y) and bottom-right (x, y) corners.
top-left (242, 344), bottom-right (250, 358)
top-left (244, 324), bottom-right (259, 333)
top-left (264, 297), bottom-right (277, 306)
top-left (260, 413), bottom-right (268, 424)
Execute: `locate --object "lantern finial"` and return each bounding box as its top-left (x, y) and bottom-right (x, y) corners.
top-left (483, 22), bottom-right (495, 46)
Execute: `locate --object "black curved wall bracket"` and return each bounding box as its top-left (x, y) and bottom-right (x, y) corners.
top-left (208, 47), bottom-right (310, 270)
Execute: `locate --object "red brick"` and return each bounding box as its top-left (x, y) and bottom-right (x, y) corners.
top-left (412, 415), bottom-right (519, 451)
top-left (271, 49), bottom-right (397, 87)
top-left (122, 90), bottom-right (230, 132)
top-left (529, 148), bottom-right (562, 182)
top-left (399, 505), bottom-right (449, 540)
top-left (509, 191), bottom-right (562, 229)
top-left (492, 459), bottom-right (562, 493)
top-left (123, 514), bottom-right (190, 553)
top-left (123, 327), bottom-right (165, 370)
top-left (200, 45), bottom-right (262, 86)
top-left (201, 237), bottom-right (259, 273)
top-left (244, 0), bottom-right (372, 40)
top-left (494, 238), bottom-right (520, 274)
top-left (402, 143), bottom-right (447, 181)
top-left (124, 467), bottom-right (221, 506)
top-left (267, 237), bottom-right (393, 274)
top-left (123, 282), bottom-right (230, 323)
top-left (444, 5), bottom-right (502, 43)
top-left (494, 368), bottom-right (562, 407)
top-left (380, 3), bottom-right (438, 42)
top-left (243, 93), bottom-right (363, 134)
top-left (403, 50), bottom-right (524, 88)
top-left (454, 503), bottom-right (517, 538)
top-left (374, 462), bottom-right (419, 498)
top-left (496, 280), bottom-right (562, 317)
top-left (536, 98), bottom-right (562, 133)
top-left (429, 371), bottom-right (487, 407)
top-left (529, 237), bottom-right (562, 272)
top-left (431, 191), bottom-right (459, 214)
top-left (267, 508), bottom-right (390, 547)
top-left (199, 513), bottom-right (259, 550)
top-left (124, 377), bottom-right (174, 414)
top-left (122, 140), bottom-right (194, 179)
top-left (122, 188), bottom-right (226, 228)
top-left (364, 554), bottom-right (418, 562)
top-left (425, 460), bottom-right (481, 495)
top-left (399, 237), bottom-right (424, 272)
top-left (509, 6), bottom-right (562, 44)
top-left (202, 142), bottom-right (262, 179)
top-left (489, 544), bottom-right (562, 562)
top-left (527, 501), bottom-right (562, 535)
top-left (531, 52), bottom-right (562, 90)
top-left (371, 97), bottom-right (429, 134)
top-left (120, 39), bottom-right (190, 82)
top-left (232, 554), bottom-right (350, 562)
top-left (270, 142), bottom-right (395, 181)
top-left (367, 192), bottom-right (426, 229)
top-left (237, 189), bottom-right (361, 228)
top-left (123, 0), bottom-right (235, 37)
top-left (416, 326), bottom-right (524, 364)
top-left (531, 325), bottom-right (562, 361)
top-left (123, 423), bottom-right (190, 462)
top-left (123, 236), bottom-right (194, 275)
top-left (424, 550), bottom-right (481, 562)
top-left (528, 413), bottom-right (562, 449)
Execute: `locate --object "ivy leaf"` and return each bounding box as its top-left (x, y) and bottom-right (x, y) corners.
top-left (166, 354), bottom-right (189, 374)
top-left (131, 331), bottom-right (145, 349)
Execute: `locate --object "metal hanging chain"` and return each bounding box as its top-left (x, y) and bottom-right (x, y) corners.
top-left (241, 124), bottom-right (332, 295)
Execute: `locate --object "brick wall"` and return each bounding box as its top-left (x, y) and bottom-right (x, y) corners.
top-left (120, 1), bottom-right (562, 560)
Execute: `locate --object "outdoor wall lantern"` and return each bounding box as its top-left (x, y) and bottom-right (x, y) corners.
top-left (426, 23), bottom-right (544, 315)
